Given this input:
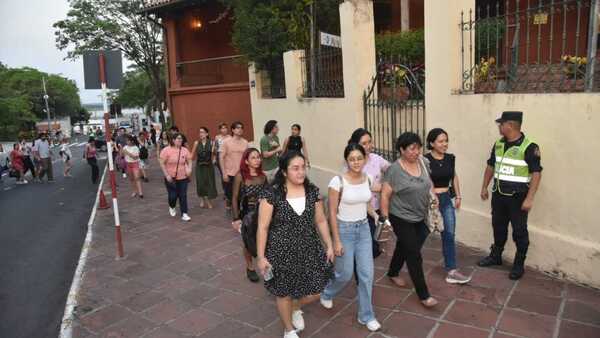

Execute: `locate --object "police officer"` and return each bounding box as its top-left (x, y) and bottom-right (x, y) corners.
top-left (478, 111), bottom-right (542, 280)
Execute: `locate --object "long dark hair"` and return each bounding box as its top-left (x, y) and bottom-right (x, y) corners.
top-left (426, 128), bottom-right (448, 150)
top-left (271, 151), bottom-right (312, 197)
top-left (263, 120), bottom-right (278, 135)
top-left (348, 128), bottom-right (372, 145)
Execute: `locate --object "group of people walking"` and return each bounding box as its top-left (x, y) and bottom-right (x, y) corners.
top-left (1, 132), bottom-right (61, 185)
top-left (151, 112), bottom-right (540, 338)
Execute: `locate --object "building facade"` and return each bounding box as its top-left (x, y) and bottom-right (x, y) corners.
top-left (142, 0), bottom-right (254, 142)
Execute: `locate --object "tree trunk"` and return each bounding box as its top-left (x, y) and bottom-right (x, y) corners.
top-left (145, 65), bottom-right (166, 126)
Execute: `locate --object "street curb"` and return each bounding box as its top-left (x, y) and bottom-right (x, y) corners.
top-left (58, 163), bottom-right (109, 338)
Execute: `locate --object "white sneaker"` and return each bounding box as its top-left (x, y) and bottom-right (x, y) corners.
top-left (445, 270), bottom-right (472, 285)
top-left (22, 179), bottom-right (28, 184)
top-left (122, 173), bottom-right (127, 178)
top-left (358, 318), bottom-right (381, 332)
top-left (291, 310), bottom-right (305, 332)
top-left (181, 213), bottom-right (191, 222)
top-left (320, 297), bottom-right (333, 309)
top-left (168, 207), bottom-right (176, 217)
top-left (283, 330), bottom-right (299, 338)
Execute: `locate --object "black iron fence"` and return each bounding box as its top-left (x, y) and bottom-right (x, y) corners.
top-left (301, 48), bottom-right (345, 98)
top-left (374, 54), bottom-right (425, 101)
top-left (176, 55), bottom-right (248, 87)
top-left (460, 0), bottom-right (600, 93)
top-left (261, 58), bottom-right (286, 99)
top-left (364, 59), bottom-right (426, 162)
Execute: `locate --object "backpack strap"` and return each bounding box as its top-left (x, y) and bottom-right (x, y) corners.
top-left (336, 175), bottom-right (344, 210)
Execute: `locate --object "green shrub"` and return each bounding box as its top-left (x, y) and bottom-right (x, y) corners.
top-left (375, 29), bottom-right (425, 64)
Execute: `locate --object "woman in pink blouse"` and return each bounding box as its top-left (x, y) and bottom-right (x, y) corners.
top-left (159, 133), bottom-right (193, 222)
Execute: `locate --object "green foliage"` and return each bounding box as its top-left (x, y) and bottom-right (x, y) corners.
top-left (475, 17), bottom-right (505, 60)
top-left (113, 68), bottom-right (153, 109)
top-left (54, 0), bottom-right (166, 120)
top-left (0, 65), bottom-right (85, 139)
top-left (228, 0), bottom-right (341, 71)
top-left (375, 29), bottom-right (425, 64)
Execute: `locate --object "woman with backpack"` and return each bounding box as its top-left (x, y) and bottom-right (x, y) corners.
top-left (191, 127), bottom-right (217, 209)
top-left (320, 143), bottom-right (381, 332)
top-left (121, 135), bottom-right (143, 198)
top-left (137, 132), bottom-right (149, 182)
top-left (231, 148), bottom-right (267, 283)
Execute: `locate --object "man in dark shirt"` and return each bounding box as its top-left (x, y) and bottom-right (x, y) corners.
top-left (479, 111), bottom-right (542, 280)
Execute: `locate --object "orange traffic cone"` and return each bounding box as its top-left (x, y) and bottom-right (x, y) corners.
top-left (98, 190), bottom-right (110, 209)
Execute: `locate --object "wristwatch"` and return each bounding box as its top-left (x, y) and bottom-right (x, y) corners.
top-left (379, 216), bottom-right (391, 225)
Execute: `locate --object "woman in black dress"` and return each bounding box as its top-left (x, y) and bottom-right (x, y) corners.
top-left (231, 148), bottom-right (267, 283)
top-left (256, 151), bottom-right (334, 338)
top-left (282, 124), bottom-right (310, 167)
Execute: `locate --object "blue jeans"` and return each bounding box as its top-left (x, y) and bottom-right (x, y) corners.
top-left (437, 192), bottom-right (457, 270)
top-left (322, 219), bottom-right (375, 323)
top-left (165, 178), bottom-right (189, 214)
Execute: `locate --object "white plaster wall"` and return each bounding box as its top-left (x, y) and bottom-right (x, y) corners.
top-left (249, 0), bottom-right (377, 193)
top-left (425, 0), bottom-right (600, 287)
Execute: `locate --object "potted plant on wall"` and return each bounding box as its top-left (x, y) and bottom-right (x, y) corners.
top-left (379, 64), bottom-right (410, 100)
top-left (560, 55), bottom-right (587, 92)
top-left (474, 57), bottom-right (497, 93)
top-left (474, 17), bottom-right (505, 93)
top-left (375, 29), bottom-right (424, 101)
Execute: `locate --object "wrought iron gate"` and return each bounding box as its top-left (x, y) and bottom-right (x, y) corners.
top-left (363, 63), bottom-right (426, 162)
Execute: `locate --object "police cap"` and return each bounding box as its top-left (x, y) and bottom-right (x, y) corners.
top-left (495, 111), bottom-right (523, 124)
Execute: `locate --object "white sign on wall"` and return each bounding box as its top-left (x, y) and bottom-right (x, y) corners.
top-left (320, 32), bottom-right (341, 48)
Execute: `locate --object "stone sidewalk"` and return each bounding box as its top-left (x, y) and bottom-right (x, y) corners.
top-left (70, 154), bottom-right (600, 338)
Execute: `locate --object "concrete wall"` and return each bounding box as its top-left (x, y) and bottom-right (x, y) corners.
top-left (249, 0), bottom-right (377, 190)
top-left (425, 0), bottom-right (600, 287)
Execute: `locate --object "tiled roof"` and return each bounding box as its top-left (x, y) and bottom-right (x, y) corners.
top-left (141, 0), bottom-right (186, 12)
top-left (140, 0), bottom-right (213, 14)
top-left (144, 0), bottom-right (176, 8)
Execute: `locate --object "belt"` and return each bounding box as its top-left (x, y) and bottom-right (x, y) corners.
top-left (337, 218), bottom-right (368, 225)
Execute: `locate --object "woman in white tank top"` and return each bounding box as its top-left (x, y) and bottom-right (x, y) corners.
top-left (320, 143), bottom-right (382, 332)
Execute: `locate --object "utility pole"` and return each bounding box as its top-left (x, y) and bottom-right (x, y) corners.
top-left (42, 77), bottom-right (51, 133)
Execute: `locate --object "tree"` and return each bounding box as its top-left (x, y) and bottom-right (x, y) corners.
top-left (113, 66), bottom-right (165, 111)
top-left (227, 0), bottom-right (342, 71)
top-left (53, 0), bottom-right (166, 123)
top-left (0, 66), bottom-right (85, 139)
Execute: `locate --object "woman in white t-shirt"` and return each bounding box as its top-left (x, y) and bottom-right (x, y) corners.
top-left (320, 143), bottom-right (382, 332)
top-left (121, 135), bottom-right (143, 198)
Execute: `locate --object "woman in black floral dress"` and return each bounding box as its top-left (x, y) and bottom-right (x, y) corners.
top-left (257, 151), bottom-right (334, 338)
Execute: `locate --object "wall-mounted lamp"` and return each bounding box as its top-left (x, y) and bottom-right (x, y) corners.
top-left (191, 17), bottom-right (203, 30)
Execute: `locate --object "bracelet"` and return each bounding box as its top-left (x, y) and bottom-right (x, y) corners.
top-left (456, 196), bottom-right (462, 199)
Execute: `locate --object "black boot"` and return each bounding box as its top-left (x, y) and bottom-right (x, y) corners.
top-left (509, 253), bottom-right (526, 280)
top-left (478, 245), bottom-right (503, 267)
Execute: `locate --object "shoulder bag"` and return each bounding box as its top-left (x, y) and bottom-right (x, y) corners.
top-left (164, 148), bottom-right (181, 190)
top-left (418, 156), bottom-right (445, 233)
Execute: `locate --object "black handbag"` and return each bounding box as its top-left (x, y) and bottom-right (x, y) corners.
top-left (241, 206), bottom-right (259, 257)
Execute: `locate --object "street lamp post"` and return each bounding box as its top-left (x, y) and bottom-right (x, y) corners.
top-left (42, 77), bottom-right (51, 133)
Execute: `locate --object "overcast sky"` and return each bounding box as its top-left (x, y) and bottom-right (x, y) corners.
top-left (0, 0), bottom-right (127, 104)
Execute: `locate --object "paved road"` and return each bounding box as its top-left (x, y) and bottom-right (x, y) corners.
top-left (0, 137), bottom-right (107, 338)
